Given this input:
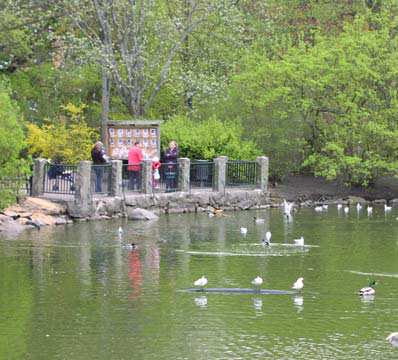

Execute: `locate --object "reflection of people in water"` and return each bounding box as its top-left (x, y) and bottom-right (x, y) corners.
top-left (128, 249), bottom-right (142, 300)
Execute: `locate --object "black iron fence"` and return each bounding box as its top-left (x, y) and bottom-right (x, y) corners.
top-left (122, 163), bottom-right (142, 192)
top-left (190, 161), bottom-right (214, 189)
top-left (157, 162), bottom-right (179, 193)
top-left (91, 164), bottom-right (112, 195)
top-left (0, 177), bottom-right (31, 197)
top-left (226, 161), bottom-right (259, 188)
top-left (44, 163), bottom-right (77, 195)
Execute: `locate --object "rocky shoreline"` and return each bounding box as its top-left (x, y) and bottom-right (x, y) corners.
top-left (1, 192), bottom-right (398, 238)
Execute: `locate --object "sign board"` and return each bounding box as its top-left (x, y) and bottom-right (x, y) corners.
top-left (105, 120), bottom-right (161, 160)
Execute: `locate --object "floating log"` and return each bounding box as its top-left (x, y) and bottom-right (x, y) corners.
top-left (185, 288), bottom-right (296, 295)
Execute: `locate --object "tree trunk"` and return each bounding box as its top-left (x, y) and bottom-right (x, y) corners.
top-left (101, 65), bottom-right (110, 149)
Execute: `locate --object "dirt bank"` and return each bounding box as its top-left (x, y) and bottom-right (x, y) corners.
top-left (270, 174), bottom-right (398, 203)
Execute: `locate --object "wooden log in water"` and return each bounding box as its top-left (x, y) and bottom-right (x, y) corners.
top-left (186, 288), bottom-right (296, 295)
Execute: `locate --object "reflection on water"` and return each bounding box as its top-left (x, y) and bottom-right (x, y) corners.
top-left (1, 207), bottom-right (398, 359)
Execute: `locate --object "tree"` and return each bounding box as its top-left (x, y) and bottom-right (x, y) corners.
top-left (229, 10), bottom-right (398, 186)
top-left (68, 0), bottom-right (237, 118)
top-left (0, 80), bottom-right (30, 209)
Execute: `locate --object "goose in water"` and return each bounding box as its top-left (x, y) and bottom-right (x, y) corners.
top-left (337, 204), bottom-right (343, 210)
top-left (356, 203), bottom-right (362, 212)
top-left (367, 206), bottom-right (373, 216)
top-left (344, 206), bottom-right (349, 214)
top-left (292, 277), bottom-right (304, 291)
top-left (194, 276), bottom-right (208, 290)
top-left (118, 227), bottom-right (123, 236)
top-left (240, 227), bottom-right (248, 235)
top-left (253, 216), bottom-right (265, 224)
top-left (385, 204), bottom-right (392, 212)
top-left (314, 206), bottom-right (323, 212)
top-left (386, 332), bottom-right (398, 348)
top-left (322, 204), bottom-right (328, 210)
top-left (359, 280), bottom-right (376, 296)
top-left (262, 231), bottom-right (272, 247)
top-left (294, 236), bottom-right (305, 247)
top-left (251, 276), bottom-right (263, 288)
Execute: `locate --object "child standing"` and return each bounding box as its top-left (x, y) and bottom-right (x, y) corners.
top-left (152, 156), bottom-right (161, 189)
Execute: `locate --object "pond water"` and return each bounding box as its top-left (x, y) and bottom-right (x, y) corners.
top-left (1, 206), bottom-right (398, 359)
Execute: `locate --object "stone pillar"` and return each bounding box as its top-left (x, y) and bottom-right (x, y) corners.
top-left (110, 160), bottom-right (122, 197)
top-left (31, 158), bottom-right (47, 196)
top-left (178, 158), bottom-right (190, 192)
top-left (142, 160), bottom-right (152, 194)
top-left (256, 156), bottom-right (269, 191)
top-left (72, 161), bottom-right (93, 218)
top-left (213, 156), bottom-right (228, 192)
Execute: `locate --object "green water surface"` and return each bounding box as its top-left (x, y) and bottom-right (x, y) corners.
top-left (1, 206), bottom-right (398, 359)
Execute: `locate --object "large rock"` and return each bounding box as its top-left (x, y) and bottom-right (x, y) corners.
top-left (21, 197), bottom-right (66, 215)
top-left (0, 218), bottom-right (28, 236)
top-left (30, 212), bottom-right (57, 226)
top-left (127, 208), bottom-right (159, 221)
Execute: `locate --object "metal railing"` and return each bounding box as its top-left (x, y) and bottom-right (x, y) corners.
top-left (226, 161), bottom-right (259, 188)
top-left (44, 163), bottom-right (77, 195)
top-left (0, 177), bottom-right (32, 197)
top-left (190, 161), bottom-right (214, 189)
top-left (122, 163), bottom-right (142, 192)
top-left (157, 162), bottom-right (179, 193)
top-left (91, 164), bottom-right (112, 195)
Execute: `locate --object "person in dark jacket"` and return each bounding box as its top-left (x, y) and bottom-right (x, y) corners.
top-left (164, 140), bottom-right (179, 192)
top-left (91, 141), bottom-right (107, 192)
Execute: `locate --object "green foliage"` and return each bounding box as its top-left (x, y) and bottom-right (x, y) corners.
top-left (161, 115), bottom-right (261, 160)
top-left (26, 103), bottom-right (98, 164)
top-left (0, 80), bottom-right (31, 209)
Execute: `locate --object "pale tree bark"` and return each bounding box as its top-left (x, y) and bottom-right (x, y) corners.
top-left (68, 0), bottom-right (225, 117)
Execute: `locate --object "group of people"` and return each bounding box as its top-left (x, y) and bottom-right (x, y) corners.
top-left (91, 140), bottom-right (179, 192)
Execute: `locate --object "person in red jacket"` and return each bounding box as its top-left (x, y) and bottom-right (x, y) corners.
top-left (128, 141), bottom-right (144, 190)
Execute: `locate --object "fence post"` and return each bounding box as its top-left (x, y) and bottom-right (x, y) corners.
top-left (72, 161), bottom-right (93, 217)
top-left (142, 160), bottom-right (152, 194)
top-left (256, 156), bottom-right (269, 191)
top-left (110, 160), bottom-right (122, 197)
top-left (178, 158), bottom-right (190, 192)
top-left (31, 158), bottom-right (47, 196)
top-left (213, 156), bottom-right (228, 192)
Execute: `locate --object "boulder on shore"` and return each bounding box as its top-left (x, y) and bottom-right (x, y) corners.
top-left (127, 208), bottom-right (158, 221)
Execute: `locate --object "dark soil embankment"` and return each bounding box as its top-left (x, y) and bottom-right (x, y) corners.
top-left (270, 175), bottom-right (398, 203)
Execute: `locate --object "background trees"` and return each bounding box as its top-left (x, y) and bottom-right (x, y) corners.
top-left (3, 0), bottom-right (398, 186)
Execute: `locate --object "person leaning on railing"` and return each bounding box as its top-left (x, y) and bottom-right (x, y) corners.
top-left (91, 141), bottom-right (108, 193)
top-left (164, 140), bottom-right (179, 192)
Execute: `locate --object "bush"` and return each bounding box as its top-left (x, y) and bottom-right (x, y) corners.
top-left (161, 115), bottom-right (262, 160)
top-left (0, 80), bottom-right (31, 209)
top-left (26, 103), bottom-right (98, 164)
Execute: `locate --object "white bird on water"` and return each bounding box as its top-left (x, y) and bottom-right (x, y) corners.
top-left (294, 236), bottom-right (304, 247)
top-left (367, 206), bottom-right (373, 216)
top-left (356, 203), bottom-right (362, 212)
top-left (251, 276), bottom-right (263, 288)
top-left (254, 216), bottom-right (265, 224)
top-left (292, 277), bottom-right (304, 291)
top-left (344, 206), bottom-right (349, 214)
top-left (386, 332), bottom-right (398, 348)
top-left (314, 206), bottom-right (323, 212)
top-left (337, 203), bottom-right (343, 210)
top-left (283, 199), bottom-right (294, 216)
top-left (194, 276), bottom-right (208, 289)
top-left (322, 204), bottom-right (328, 210)
top-left (262, 231), bottom-right (272, 246)
top-left (385, 204), bottom-right (392, 212)
top-left (118, 227), bottom-right (123, 236)
top-left (240, 227), bottom-right (248, 235)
